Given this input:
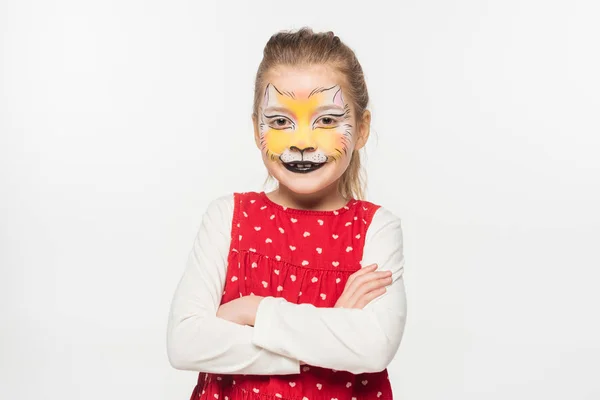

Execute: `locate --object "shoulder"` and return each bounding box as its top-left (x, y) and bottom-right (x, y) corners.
top-left (362, 205), bottom-right (405, 274)
top-left (370, 204), bottom-right (402, 229)
top-left (203, 193), bottom-right (235, 223)
top-left (365, 204), bottom-right (403, 240)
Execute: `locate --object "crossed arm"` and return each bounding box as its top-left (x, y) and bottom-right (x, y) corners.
top-left (166, 194), bottom-right (407, 375)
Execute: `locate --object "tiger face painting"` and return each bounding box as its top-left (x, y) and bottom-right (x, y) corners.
top-left (259, 83), bottom-right (352, 173)
top-left (253, 65), bottom-right (369, 196)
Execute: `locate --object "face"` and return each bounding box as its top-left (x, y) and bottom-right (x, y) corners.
top-left (253, 64), bottom-right (370, 196)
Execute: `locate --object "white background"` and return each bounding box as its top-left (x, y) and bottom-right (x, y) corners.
top-left (1, 0), bottom-right (599, 399)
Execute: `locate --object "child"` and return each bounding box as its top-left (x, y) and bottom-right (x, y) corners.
top-left (167, 28), bottom-right (407, 400)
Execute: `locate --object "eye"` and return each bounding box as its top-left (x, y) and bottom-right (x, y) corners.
top-left (266, 115), bottom-right (294, 130)
top-left (315, 115), bottom-right (340, 128)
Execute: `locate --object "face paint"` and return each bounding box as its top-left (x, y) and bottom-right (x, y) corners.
top-left (258, 83), bottom-right (353, 174)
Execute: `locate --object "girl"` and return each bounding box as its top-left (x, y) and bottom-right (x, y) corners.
top-left (167, 28), bottom-right (407, 400)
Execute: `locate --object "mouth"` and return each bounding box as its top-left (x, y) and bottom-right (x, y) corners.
top-left (282, 161), bottom-right (326, 174)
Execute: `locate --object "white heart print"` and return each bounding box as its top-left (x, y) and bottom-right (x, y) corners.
top-left (303, 231), bottom-right (310, 237)
top-left (311, 277), bottom-right (318, 283)
top-left (332, 261), bottom-right (339, 267)
top-left (332, 234), bottom-right (339, 239)
top-left (262, 281), bottom-right (268, 288)
top-left (265, 238), bottom-right (272, 243)
top-left (290, 218), bottom-right (297, 223)
top-left (320, 293), bottom-right (326, 300)
top-left (317, 219), bottom-right (324, 225)
top-left (289, 245), bottom-right (296, 251)
top-left (302, 260), bottom-right (309, 266)
top-left (316, 247), bottom-right (322, 254)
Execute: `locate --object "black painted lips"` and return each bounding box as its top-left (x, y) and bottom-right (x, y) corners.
top-left (283, 162), bottom-right (326, 174)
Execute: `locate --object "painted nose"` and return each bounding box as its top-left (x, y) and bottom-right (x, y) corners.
top-left (290, 146), bottom-right (317, 155)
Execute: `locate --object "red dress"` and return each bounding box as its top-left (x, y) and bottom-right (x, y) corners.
top-left (191, 191), bottom-right (394, 400)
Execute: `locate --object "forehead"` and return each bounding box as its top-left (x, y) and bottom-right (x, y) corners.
top-left (264, 64), bottom-right (347, 100)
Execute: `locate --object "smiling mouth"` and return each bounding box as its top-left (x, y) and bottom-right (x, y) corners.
top-left (283, 161), bottom-right (326, 174)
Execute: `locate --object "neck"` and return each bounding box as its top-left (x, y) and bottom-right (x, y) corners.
top-left (268, 182), bottom-right (349, 211)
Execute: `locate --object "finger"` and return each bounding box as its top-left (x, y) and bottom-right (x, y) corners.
top-left (345, 264), bottom-right (378, 288)
top-left (339, 266), bottom-right (387, 307)
top-left (355, 287), bottom-right (387, 309)
top-left (346, 275), bottom-right (392, 306)
top-left (347, 270), bottom-right (391, 293)
top-left (342, 270), bottom-right (390, 304)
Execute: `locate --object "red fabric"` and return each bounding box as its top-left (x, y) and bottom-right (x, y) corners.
top-left (191, 191), bottom-right (393, 400)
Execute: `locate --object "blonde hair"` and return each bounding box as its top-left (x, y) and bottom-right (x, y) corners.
top-left (252, 27), bottom-right (369, 200)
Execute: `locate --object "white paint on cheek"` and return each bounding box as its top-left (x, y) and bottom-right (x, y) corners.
top-left (280, 148), bottom-right (328, 163)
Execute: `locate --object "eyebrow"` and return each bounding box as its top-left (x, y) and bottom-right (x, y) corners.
top-left (263, 105), bottom-right (345, 115)
top-left (263, 106), bottom-right (294, 116)
top-left (313, 104), bottom-right (345, 114)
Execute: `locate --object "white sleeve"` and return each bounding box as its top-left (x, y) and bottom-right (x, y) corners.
top-left (251, 207), bottom-right (407, 374)
top-left (167, 194), bottom-right (301, 375)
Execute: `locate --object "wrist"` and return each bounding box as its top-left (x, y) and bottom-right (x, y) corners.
top-left (246, 295), bottom-right (265, 326)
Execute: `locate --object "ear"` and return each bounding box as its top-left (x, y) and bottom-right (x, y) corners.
top-left (264, 83), bottom-right (283, 108)
top-left (252, 113), bottom-right (261, 150)
top-left (354, 109), bottom-right (371, 151)
top-left (319, 85), bottom-right (344, 107)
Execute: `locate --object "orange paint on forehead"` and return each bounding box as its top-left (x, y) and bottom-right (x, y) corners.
top-left (292, 89), bottom-right (313, 98)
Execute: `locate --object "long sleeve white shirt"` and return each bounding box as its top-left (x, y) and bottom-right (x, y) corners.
top-left (167, 194), bottom-right (407, 375)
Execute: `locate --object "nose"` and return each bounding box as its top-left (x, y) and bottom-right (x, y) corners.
top-left (290, 146), bottom-right (316, 155)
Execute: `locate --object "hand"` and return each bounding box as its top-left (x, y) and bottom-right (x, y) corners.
top-left (216, 295), bottom-right (264, 326)
top-left (334, 264), bottom-right (392, 309)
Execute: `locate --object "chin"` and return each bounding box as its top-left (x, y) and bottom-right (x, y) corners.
top-left (268, 162), bottom-right (341, 195)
